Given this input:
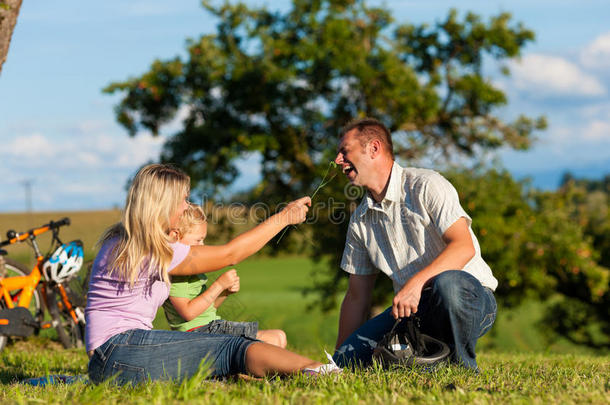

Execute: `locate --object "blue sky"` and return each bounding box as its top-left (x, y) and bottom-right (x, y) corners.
top-left (1, 0), bottom-right (609, 212)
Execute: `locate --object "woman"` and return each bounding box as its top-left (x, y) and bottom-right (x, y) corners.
top-left (85, 164), bottom-right (338, 385)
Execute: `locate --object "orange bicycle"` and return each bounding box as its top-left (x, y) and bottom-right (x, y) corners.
top-left (0, 218), bottom-right (87, 351)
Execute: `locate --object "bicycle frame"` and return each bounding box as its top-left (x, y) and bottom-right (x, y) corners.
top-left (0, 259), bottom-right (42, 310)
top-left (0, 225), bottom-right (49, 310)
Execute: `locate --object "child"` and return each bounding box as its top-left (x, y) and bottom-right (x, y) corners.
top-left (163, 204), bottom-right (287, 348)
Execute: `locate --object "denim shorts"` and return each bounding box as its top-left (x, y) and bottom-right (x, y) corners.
top-left (88, 329), bottom-right (257, 385)
top-left (189, 319), bottom-right (258, 339)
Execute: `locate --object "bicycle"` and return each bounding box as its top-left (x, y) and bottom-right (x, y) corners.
top-left (0, 218), bottom-right (87, 352)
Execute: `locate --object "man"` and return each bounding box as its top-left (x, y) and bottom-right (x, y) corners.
top-left (332, 118), bottom-right (497, 371)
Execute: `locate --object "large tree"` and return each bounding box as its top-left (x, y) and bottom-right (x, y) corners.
top-left (0, 0), bottom-right (22, 75)
top-left (106, 0), bottom-right (544, 196)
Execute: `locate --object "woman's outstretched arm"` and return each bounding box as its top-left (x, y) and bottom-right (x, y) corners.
top-left (171, 196), bottom-right (311, 275)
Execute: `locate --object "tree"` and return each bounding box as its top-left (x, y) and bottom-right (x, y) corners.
top-left (105, 0), bottom-right (544, 197)
top-left (447, 168), bottom-right (609, 348)
top-left (0, 0), bottom-right (22, 75)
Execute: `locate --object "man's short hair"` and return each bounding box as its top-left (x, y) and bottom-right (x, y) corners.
top-left (341, 118), bottom-right (394, 158)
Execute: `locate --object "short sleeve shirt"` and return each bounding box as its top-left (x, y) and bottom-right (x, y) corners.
top-left (341, 162), bottom-right (498, 292)
top-left (162, 274), bottom-right (221, 332)
top-left (85, 239), bottom-right (190, 351)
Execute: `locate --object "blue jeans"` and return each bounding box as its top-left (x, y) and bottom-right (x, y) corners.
top-left (190, 320), bottom-right (259, 339)
top-left (333, 271), bottom-right (497, 370)
top-left (88, 329), bottom-right (257, 385)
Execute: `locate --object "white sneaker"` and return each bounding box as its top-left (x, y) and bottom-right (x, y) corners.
top-left (302, 351), bottom-right (343, 376)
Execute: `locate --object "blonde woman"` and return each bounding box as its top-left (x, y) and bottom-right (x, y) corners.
top-left (85, 164), bottom-right (339, 385)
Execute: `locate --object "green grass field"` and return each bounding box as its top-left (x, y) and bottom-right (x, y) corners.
top-left (1, 211), bottom-right (609, 403)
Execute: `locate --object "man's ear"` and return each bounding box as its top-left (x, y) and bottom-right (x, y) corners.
top-left (368, 138), bottom-right (382, 159)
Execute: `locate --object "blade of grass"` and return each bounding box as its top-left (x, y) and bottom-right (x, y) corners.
top-left (276, 162), bottom-right (338, 245)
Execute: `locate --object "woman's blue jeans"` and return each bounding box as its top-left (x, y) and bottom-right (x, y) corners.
top-left (88, 329), bottom-right (257, 385)
top-left (333, 270), bottom-right (497, 370)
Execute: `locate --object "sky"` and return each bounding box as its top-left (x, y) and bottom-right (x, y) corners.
top-left (1, 0), bottom-right (609, 212)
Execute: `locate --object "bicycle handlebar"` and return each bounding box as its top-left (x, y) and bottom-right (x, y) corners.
top-left (0, 217), bottom-right (71, 247)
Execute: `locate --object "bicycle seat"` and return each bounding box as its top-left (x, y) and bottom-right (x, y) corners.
top-left (0, 249), bottom-right (6, 256)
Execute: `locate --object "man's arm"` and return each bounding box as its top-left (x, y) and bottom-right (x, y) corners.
top-left (335, 273), bottom-right (377, 349)
top-left (392, 217), bottom-right (475, 319)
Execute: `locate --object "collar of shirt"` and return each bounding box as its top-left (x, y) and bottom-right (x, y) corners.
top-left (360, 161), bottom-right (403, 217)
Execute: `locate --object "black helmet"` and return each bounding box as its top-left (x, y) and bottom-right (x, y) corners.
top-left (372, 316), bottom-right (450, 368)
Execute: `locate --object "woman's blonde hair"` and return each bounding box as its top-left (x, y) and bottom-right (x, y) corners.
top-left (173, 203), bottom-right (207, 240)
top-left (100, 164), bottom-right (190, 286)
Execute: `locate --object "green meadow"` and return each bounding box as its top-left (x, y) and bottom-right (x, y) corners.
top-left (1, 211), bottom-right (608, 403)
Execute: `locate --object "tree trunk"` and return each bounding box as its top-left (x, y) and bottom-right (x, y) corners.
top-left (0, 0), bottom-right (23, 76)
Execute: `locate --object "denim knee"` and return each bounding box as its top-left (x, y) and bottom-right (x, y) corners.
top-left (431, 270), bottom-right (477, 310)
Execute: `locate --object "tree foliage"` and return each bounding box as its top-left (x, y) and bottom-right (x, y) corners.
top-left (442, 169), bottom-right (609, 348)
top-left (105, 0), bottom-right (544, 197)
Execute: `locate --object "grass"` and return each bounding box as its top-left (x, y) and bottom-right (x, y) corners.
top-left (1, 210), bottom-right (609, 403)
top-left (1, 339), bottom-right (608, 404)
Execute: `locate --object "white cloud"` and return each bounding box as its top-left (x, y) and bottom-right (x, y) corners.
top-left (77, 120), bottom-right (108, 134)
top-left (581, 32), bottom-right (610, 69)
top-left (4, 133), bottom-right (56, 158)
top-left (578, 102), bottom-right (610, 120)
top-left (0, 123), bottom-right (169, 211)
top-left (509, 54), bottom-right (606, 97)
top-left (75, 151), bottom-right (102, 166)
top-left (113, 134), bottom-right (165, 167)
top-left (581, 120), bottom-right (610, 141)
top-left (2, 129), bottom-right (165, 170)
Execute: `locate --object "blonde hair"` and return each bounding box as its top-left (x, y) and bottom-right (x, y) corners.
top-left (100, 164), bottom-right (190, 286)
top-left (173, 203), bottom-right (207, 240)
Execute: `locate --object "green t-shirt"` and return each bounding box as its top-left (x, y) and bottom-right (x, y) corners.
top-left (163, 274), bottom-right (221, 332)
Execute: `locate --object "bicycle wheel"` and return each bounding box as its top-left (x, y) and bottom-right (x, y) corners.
top-left (0, 258), bottom-right (43, 352)
top-left (46, 284), bottom-right (85, 349)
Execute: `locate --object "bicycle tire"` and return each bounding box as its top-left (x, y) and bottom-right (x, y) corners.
top-left (46, 284), bottom-right (85, 349)
top-left (0, 259), bottom-right (43, 352)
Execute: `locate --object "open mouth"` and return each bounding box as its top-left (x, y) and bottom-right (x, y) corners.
top-left (342, 164), bottom-right (356, 176)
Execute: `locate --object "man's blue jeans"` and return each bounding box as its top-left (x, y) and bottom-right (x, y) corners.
top-left (88, 329), bottom-right (257, 385)
top-left (333, 271), bottom-right (497, 370)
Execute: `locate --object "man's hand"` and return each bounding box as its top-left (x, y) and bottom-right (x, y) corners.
top-left (392, 277), bottom-right (425, 319)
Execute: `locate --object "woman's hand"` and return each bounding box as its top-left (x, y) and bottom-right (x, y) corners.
top-left (280, 196), bottom-right (312, 226)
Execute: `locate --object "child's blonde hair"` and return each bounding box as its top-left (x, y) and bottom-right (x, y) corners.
top-left (173, 203), bottom-right (207, 240)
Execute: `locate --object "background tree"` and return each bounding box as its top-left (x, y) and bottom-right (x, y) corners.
top-left (105, 0), bottom-right (544, 197)
top-left (0, 0), bottom-right (23, 75)
top-left (446, 169), bottom-right (609, 349)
